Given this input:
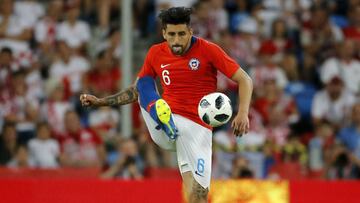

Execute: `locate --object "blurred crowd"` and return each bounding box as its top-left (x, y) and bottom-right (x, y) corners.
top-left (0, 0), bottom-right (360, 181)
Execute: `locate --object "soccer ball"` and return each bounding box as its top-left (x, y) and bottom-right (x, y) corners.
top-left (198, 92), bottom-right (233, 127)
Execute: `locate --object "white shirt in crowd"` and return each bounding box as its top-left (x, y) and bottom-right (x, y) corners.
top-left (0, 15), bottom-right (31, 54)
top-left (26, 69), bottom-right (44, 100)
top-left (35, 17), bottom-right (58, 44)
top-left (0, 15), bottom-right (29, 37)
top-left (320, 58), bottom-right (360, 94)
top-left (14, 0), bottom-right (45, 28)
top-left (250, 65), bottom-right (289, 89)
top-left (89, 108), bottom-right (120, 139)
top-left (312, 89), bottom-right (356, 125)
top-left (50, 56), bottom-right (90, 93)
top-left (211, 8), bottom-right (228, 31)
top-left (41, 101), bottom-right (73, 134)
top-left (57, 20), bottom-right (91, 49)
top-left (28, 138), bottom-right (60, 168)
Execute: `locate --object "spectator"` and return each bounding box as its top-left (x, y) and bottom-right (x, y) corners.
top-left (235, 108), bottom-right (266, 151)
top-left (280, 53), bottom-right (299, 84)
top-left (0, 48), bottom-right (16, 126)
top-left (0, 47), bottom-right (17, 74)
top-left (0, 122), bottom-right (17, 165)
top-left (40, 78), bottom-right (72, 135)
top-left (300, 5), bottom-right (343, 63)
top-left (191, 0), bottom-right (217, 40)
top-left (58, 110), bottom-right (105, 168)
top-left (308, 122), bottom-right (334, 176)
top-left (95, 28), bottom-right (122, 61)
top-left (88, 106), bottom-right (120, 142)
top-left (101, 138), bottom-right (144, 179)
top-left (338, 103), bottom-right (360, 162)
top-left (327, 143), bottom-right (356, 179)
top-left (231, 155), bottom-right (254, 179)
top-left (0, 0), bottom-right (32, 54)
top-left (49, 41), bottom-right (90, 97)
top-left (7, 145), bottom-right (35, 168)
top-left (106, 28), bottom-right (122, 60)
top-left (24, 59), bottom-right (44, 102)
top-left (229, 0), bottom-right (249, 33)
top-left (209, 0), bottom-right (228, 33)
top-left (14, 0), bottom-right (44, 28)
top-left (253, 78), bottom-right (297, 125)
top-left (267, 18), bottom-right (294, 64)
top-left (35, 0), bottom-right (63, 59)
top-left (264, 105), bottom-right (291, 147)
top-left (212, 150), bottom-right (235, 179)
top-left (320, 39), bottom-right (360, 95)
top-left (281, 136), bottom-right (307, 166)
top-left (342, 4), bottom-right (360, 42)
top-left (133, 0), bottom-right (156, 38)
top-left (83, 50), bottom-right (121, 97)
top-left (56, 0), bottom-right (90, 52)
top-left (230, 17), bottom-right (261, 68)
top-left (311, 76), bottom-right (356, 128)
top-left (249, 41), bottom-right (288, 94)
top-left (27, 122), bottom-right (60, 168)
top-left (0, 0), bottom-right (36, 73)
top-left (5, 70), bottom-right (39, 144)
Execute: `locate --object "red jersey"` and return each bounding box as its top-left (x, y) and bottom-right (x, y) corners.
top-left (138, 37), bottom-right (239, 128)
top-left (58, 129), bottom-right (102, 162)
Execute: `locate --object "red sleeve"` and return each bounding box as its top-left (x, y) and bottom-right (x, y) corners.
top-left (206, 41), bottom-right (239, 78)
top-left (138, 46), bottom-right (157, 78)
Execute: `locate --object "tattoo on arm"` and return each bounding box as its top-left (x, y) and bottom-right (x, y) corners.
top-left (104, 86), bottom-right (139, 106)
top-left (192, 181), bottom-right (208, 201)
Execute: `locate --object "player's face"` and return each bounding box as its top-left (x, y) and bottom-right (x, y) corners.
top-left (163, 24), bottom-right (193, 55)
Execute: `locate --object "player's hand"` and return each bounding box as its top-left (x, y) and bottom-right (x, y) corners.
top-left (80, 94), bottom-right (102, 107)
top-left (231, 112), bottom-right (249, 137)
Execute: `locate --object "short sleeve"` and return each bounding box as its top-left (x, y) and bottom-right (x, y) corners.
top-left (311, 93), bottom-right (325, 119)
top-left (206, 41), bottom-right (239, 78)
top-left (138, 47), bottom-right (157, 78)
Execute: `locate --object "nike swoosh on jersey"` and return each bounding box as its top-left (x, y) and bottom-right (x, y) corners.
top-left (195, 171), bottom-right (204, 177)
top-left (161, 64), bottom-right (171, 68)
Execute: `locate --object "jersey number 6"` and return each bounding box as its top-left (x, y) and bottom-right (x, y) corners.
top-left (162, 70), bottom-right (171, 85)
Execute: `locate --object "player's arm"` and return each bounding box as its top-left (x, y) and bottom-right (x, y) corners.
top-left (81, 46), bottom-right (156, 107)
top-left (80, 81), bottom-right (139, 107)
top-left (231, 68), bottom-right (253, 136)
top-left (205, 41), bottom-right (253, 136)
top-left (231, 68), bottom-right (253, 118)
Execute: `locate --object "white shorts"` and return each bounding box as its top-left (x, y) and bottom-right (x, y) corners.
top-left (140, 107), bottom-right (212, 189)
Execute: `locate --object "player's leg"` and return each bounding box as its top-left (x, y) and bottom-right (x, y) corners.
top-left (182, 171), bottom-right (208, 203)
top-left (175, 115), bottom-right (212, 202)
top-left (136, 76), bottom-right (178, 138)
top-left (140, 107), bottom-right (176, 151)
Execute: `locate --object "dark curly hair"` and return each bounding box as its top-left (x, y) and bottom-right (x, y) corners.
top-left (158, 7), bottom-right (193, 29)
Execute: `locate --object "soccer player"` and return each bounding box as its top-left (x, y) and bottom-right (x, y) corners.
top-left (80, 7), bottom-right (252, 203)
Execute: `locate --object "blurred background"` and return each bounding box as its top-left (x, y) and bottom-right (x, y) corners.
top-left (0, 0), bottom-right (360, 202)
